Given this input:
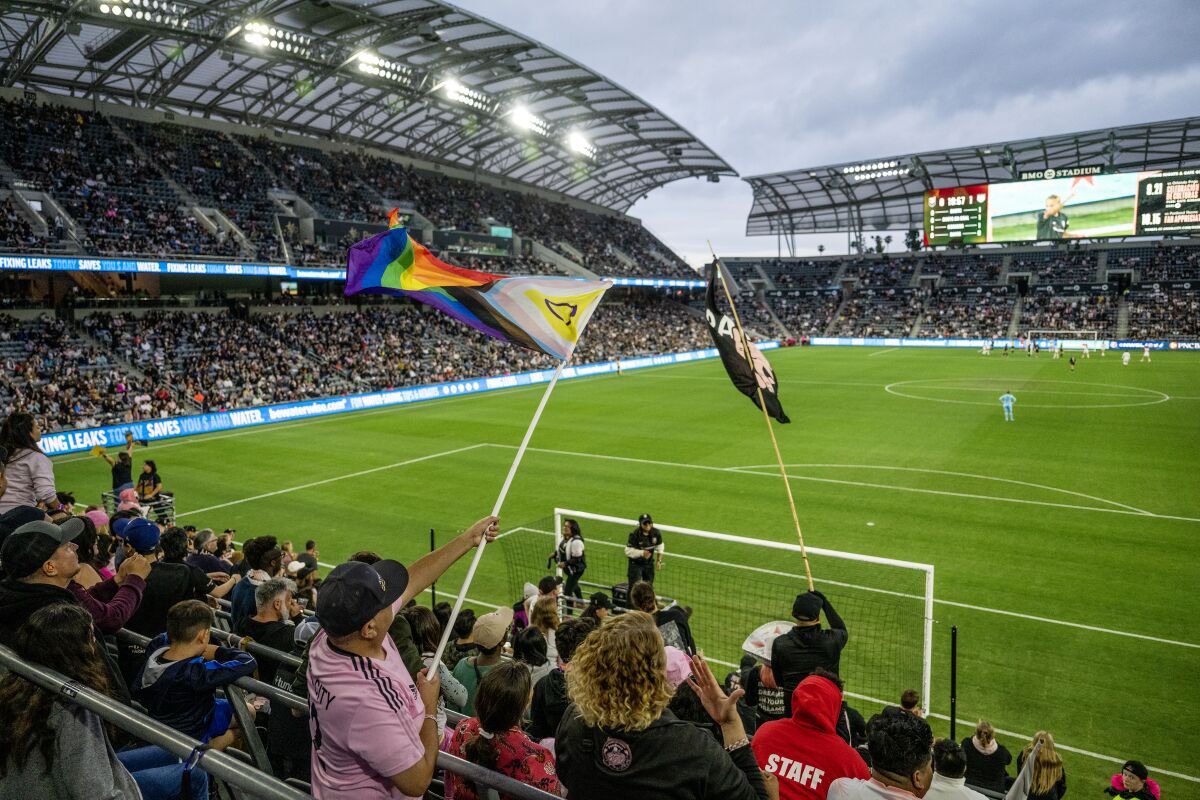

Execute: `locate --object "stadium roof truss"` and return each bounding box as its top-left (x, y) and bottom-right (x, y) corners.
top-left (743, 117), bottom-right (1200, 237)
top-left (0, 0), bottom-right (736, 212)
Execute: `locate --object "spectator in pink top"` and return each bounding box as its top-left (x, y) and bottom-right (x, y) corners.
top-left (445, 660), bottom-right (562, 800)
top-left (306, 516), bottom-right (499, 800)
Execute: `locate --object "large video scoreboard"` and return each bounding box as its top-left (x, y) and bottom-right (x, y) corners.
top-left (923, 167), bottom-right (1200, 245)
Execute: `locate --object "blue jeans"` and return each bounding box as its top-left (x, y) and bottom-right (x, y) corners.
top-left (117, 746), bottom-right (209, 800)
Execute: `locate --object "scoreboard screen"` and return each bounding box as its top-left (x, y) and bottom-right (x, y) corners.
top-left (924, 185), bottom-right (989, 245)
top-left (923, 167), bottom-right (1200, 245)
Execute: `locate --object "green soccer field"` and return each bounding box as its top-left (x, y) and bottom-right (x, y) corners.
top-left (52, 346), bottom-right (1200, 796)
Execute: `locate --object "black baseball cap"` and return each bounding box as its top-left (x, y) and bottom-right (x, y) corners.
top-left (0, 506), bottom-right (47, 538)
top-left (316, 559), bottom-right (408, 637)
top-left (1, 518), bottom-right (85, 578)
top-left (639, 513), bottom-right (653, 524)
top-left (296, 553), bottom-right (319, 572)
top-left (589, 591), bottom-right (612, 609)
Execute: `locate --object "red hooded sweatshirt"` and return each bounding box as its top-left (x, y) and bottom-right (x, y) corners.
top-left (752, 674), bottom-right (871, 800)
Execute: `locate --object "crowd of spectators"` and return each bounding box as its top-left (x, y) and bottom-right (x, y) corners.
top-left (1111, 245), bottom-right (1200, 282)
top-left (0, 314), bottom-right (160, 432)
top-left (921, 290), bottom-right (1016, 339)
top-left (0, 197), bottom-right (48, 252)
top-left (0, 97), bottom-right (691, 278)
top-left (5, 292), bottom-right (711, 431)
top-left (0, 488), bottom-right (1158, 800)
top-left (841, 257), bottom-right (917, 288)
top-left (767, 293), bottom-right (842, 336)
top-left (1125, 287), bottom-right (1200, 339)
top-left (831, 289), bottom-right (927, 337)
top-left (0, 99), bottom-right (235, 259)
top-left (918, 254), bottom-right (1003, 287)
top-left (1017, 292), bottom-right (1117, 335)
top-left (1011, 251), bottom-right (1099, 284)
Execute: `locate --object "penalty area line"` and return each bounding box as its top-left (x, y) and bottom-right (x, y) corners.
top-left (176, 443), bottom-right (488, 518)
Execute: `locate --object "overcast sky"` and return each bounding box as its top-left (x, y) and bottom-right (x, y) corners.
top-left (457, 1), bottom-right (1200, 268)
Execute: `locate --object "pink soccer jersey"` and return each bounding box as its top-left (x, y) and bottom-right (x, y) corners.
top-left (307, 627), bottom-right (426, 799)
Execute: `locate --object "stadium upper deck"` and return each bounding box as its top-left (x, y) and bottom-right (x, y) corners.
top-left (743, 117), bottom-right (1200, 237)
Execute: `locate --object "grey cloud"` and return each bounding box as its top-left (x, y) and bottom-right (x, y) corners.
top-left (457, 1), bottom-right (1200, 265)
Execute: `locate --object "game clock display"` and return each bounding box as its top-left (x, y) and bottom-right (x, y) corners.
top-left (924, 185), bottom-right (989, 245)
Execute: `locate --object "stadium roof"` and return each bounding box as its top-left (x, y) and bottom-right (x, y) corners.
top-left (743, 117), bottom-right (1200, 236)
top-left (0, 0), bottom-right (735, 212)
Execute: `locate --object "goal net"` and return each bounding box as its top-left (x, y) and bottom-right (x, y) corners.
top-left (494, 508), bottom-right (933, 713)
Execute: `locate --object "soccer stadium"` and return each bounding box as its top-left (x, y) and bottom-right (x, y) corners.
top-left (0, 2), bottom-right (1197, 799)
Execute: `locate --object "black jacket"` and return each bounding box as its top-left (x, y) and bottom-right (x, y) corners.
top-left (556, 705), bottom-right (768, 800)
top-left (0, 578), bottom-right (132, 704)
top-left (770, 598), bottom-right (848, 716)
top-left (528, 668), bottom-right (569, 740)
top-left (960, 737), bottom-right (1012, 793)
top-left (655, 606), bottom-right (696, 654)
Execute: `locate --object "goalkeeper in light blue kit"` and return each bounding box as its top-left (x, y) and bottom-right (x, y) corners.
top-left (1000, 391), bottom-right (1016, 421)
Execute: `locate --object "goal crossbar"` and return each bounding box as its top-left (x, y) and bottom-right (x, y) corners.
top-left (552, 507), bottom-right (934, 713)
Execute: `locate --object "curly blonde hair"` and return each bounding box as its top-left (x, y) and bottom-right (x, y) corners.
top-left (566, 611), bottom-right (672, 731)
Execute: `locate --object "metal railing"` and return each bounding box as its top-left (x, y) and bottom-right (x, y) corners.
top-left (0, 643), bottom-right (311, 800)
top-left (116, 629), bottom-right (561, 800)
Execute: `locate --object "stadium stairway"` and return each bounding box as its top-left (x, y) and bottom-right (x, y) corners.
top-left (529, 238), bottom-right (599, 278)
top-left (1117, 295), bottom-right (1130, 338)
top-left (1007, 296), bottom-right (1024, 338)
top-left (756, 287), bottom-right (792, 338)
top-left (824, 291), bottom-right (852, 336)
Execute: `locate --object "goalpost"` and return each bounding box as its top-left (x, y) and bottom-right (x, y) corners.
top-left (495, 507), bottom-right (934, 714)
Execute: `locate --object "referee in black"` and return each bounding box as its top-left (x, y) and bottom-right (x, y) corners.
top-left (624, 513), bottom-right (663, 586)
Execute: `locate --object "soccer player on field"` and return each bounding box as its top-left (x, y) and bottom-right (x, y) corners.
top-left (999, 391), bottom-right (1016, 421)
top-left (1069, 356), bottom-right (1076, 373)
top-left (1082, 342), bottom-right (1090, 358)
top-left (1141, 345), bottom-right (1151, 363)
top-left (1122, 351), bottom-right (1131, 366)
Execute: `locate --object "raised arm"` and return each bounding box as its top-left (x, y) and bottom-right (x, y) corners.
top-left (400, 516), bottom-right (499, 605)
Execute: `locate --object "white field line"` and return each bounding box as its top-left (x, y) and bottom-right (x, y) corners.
top-left (505, 526), bottom-right (1198, 650)
top-left (52, 354), bottom-right (729, 466)
top-left (727, 463), bottom-right (1151, 515)
top-left (51, 392), bottom-right (505, 464)
top-left (175, 443), bottom-right (487, 518)
top-left (701, 654), bottom-right (1200, 784)
top-left (868, 347), bottom-right (900, 357)
top-left (486, 443), bottom-right (1200, 524)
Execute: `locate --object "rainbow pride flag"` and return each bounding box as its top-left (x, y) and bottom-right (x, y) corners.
top-left (345, 219), bottom-right (611, 361)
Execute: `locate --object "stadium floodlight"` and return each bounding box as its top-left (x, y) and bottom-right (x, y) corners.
top-left (97, 0), bottom-right (189, 30)
top-left (509, 105), bottom-right (549, 137)
top-left (567, 130), bottom-right (595, 159)
top-left (355, 51), bottom-right (414, 87)
top-left (440, 78), bottom-right (492, 112)
top-left (240, 21), bottom-right (311, 58)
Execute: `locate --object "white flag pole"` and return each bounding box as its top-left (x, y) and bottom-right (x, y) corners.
top-left (430, 359), bottom-right (569, 668)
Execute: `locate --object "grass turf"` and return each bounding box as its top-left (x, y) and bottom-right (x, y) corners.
top-left (53, 346), bottom-right (1200, 795)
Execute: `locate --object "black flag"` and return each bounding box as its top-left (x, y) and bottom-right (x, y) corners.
top-left (705, 263), bottom-right (790, 423)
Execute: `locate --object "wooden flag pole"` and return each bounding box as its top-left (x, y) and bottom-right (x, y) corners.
top-left (708, 242), bottom-right (814, 591)
top-left (430, 359), bottom-right (568, 668)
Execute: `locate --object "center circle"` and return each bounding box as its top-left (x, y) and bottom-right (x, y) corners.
top-left (883, 378), bottom-right (1169, 409)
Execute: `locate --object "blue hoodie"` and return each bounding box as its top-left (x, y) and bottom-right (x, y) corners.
top-left (134, 633), bottom-right (256, 739)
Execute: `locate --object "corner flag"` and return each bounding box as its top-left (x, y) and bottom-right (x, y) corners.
top-left (704, 262), bottom-right (790, 423)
